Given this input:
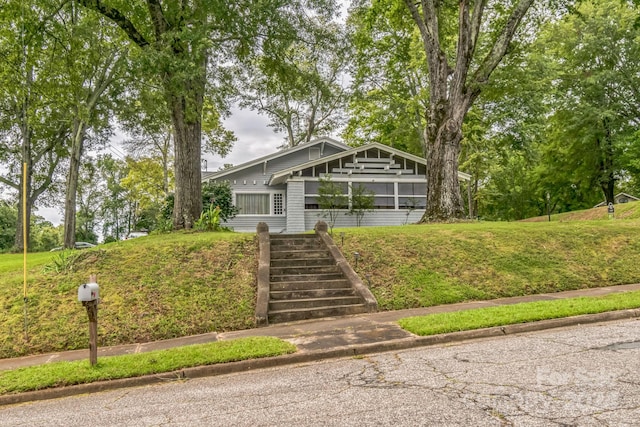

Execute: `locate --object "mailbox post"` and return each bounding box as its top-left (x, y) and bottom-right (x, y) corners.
top-left (78, 274), bottom-right (100, 366)
top-left (608, 202), bottom-right (615, 220)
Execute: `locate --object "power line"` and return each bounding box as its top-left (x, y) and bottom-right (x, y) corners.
top-left (106, 142), bottom-right (127, 160)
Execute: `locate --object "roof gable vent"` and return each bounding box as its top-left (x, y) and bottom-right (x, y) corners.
top-left (309, 147), bottom-right (321, 160)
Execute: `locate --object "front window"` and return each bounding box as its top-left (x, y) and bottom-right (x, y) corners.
top-left (236, 194), bottom-right (269, 215)
top-left (236, 193), bottom-right (285, 215)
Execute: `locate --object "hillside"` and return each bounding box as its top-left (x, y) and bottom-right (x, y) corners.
top-left (2, 218), bottom-right (640, 358)
top-left (522, 201), bottom-right (640, 222)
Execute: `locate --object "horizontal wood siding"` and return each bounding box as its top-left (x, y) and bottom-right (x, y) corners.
top-left (266, 145), bottom-right (344, 173)
top-left (205, 143), bottom-right (346, 185)
top-left (223, 164), bottom-right (274, 190)
top-left (224, 216), bottom-right (286, 233)
top-left (304, 209), bottom-right (425, 231)
top-left (286, 180), bottom-right (305, 233)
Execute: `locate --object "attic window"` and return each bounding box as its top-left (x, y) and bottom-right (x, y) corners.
top-left (309, 148), bottom-right (321, 160)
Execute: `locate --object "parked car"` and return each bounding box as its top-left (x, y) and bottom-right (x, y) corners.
top-left (50, 242), bottom-right (96, 251)
top-left (126, 231), bottom-right (148, 239)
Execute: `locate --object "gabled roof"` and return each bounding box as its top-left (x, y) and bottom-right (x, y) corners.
top-left (202, 137), bottom-right (350, 182)
top-left (268, 142), bottom-right (471, 185)
top-left (594, 192), bottom-right (640, 207)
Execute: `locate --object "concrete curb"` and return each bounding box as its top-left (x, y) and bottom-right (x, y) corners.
top-left (2, 308), bottom-right (639, 407)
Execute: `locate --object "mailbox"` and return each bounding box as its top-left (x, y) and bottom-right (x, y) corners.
top-left (78, 282), bottom-right (100, 302)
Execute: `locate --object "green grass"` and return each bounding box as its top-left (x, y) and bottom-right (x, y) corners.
top-left (0, 337), bottom-right (296, 395)
top-left (398, 290), bottom-right (640, 336)
top-left (0, 252), bottom-right (56, 274)
top-left (3, 214), bottom-right (640, 359)
top-left (1, 231), bottom-right (257, 358)
top-left (338, 220), bottom-right (640, 310)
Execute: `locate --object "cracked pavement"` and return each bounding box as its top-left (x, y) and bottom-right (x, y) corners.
top-left (1, 319), bottom-right (639, 426)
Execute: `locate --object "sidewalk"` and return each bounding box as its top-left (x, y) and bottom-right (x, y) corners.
top-left (2, 283), bottom-right (640, 405)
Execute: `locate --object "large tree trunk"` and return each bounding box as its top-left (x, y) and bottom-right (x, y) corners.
top-left (599, 119), bottom-right (616, 204)
top-left (63, 120), bottom-right (87, 248)
top-left (421, 114), bottom-right (466, 222)
top-left (15, 163), bottom-right (32, 252)
top-left (15, 76), bottom-right (33, 252)
top-left (167, 65), bottom-right (205, 230)
top-left (171, 110), bottom-right (203, 229)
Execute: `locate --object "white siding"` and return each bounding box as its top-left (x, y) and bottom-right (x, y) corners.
top-left (223, 216), bottom-right (286, 233)
top-left (204, 142), bottom-right (346, 185)
top-left (286, 179), bottom-right (305, 233)
top-left (304, 209), bottom-right (425, 231)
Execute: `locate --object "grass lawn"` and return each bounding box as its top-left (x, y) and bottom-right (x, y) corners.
top-left (338, 220), bottom-right (640, 310)
top-left (2, 212), bottom-right (640, 359)
top-left (0, 252), bottom-right (56, 274)
top-left (399, 290), bottom-right (640, 336)
top-left (1, 231), bottom-right (257, 358)
top-left (0, 337), bottom-right (296, 395)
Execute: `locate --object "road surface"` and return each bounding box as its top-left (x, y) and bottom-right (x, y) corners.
top-left (2, 319), bottom-right (639, 426)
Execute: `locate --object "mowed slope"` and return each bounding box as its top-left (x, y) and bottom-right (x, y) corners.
top-left (2, 212), bottom-right (640, 358)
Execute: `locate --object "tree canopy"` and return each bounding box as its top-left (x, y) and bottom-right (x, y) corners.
top-left (3, 0), bottom-right (640, 246)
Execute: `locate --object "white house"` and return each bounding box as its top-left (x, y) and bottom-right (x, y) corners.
top-left (201, 137), bottom-right (471, 233)
top-left (594, 192), bottom-right (640, 208)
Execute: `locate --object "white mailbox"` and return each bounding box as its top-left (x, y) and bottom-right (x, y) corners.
top-left (78, 282), bottom-right (100, 302)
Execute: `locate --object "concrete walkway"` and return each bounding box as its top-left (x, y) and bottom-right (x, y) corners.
top-left (2, 284), bottom-right (640, 405)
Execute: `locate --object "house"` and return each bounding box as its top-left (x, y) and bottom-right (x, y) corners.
top-left (201, 137), bottom-right (471, 233)
top-left (594, 192), bottom-right (640, 208)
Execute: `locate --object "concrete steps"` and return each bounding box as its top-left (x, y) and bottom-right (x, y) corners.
top-left (268, 234), bottom-right (368, 323)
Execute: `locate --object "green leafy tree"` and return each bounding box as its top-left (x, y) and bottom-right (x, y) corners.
top-left (0, 201), bottom-right (17, 252)
top-left (535, 0), bottom-right (640, 206)
top-left (345, 1), bottom-right (428, 155)
top-left (202, 181), bottom-right (238, 223)
top-left (347, 183), bottom-right (374, 227)
top-left (317, 175), bottom-right (347, 235)
top-left (57, 3), bottom-right (129, 249)
top-left (30, 219), bottom-right (62, 252)
top-left (241, 19), bottom-right (350, 148)
top-left (392, 0), bottom-right (537, 221)
top-left (120, 156), bottom-right (172, 232)
top-left (78, 0), bottom-right (338, 230)
top-left (0, 0), bottom-right (69, 251)
top-left (74, 160), bottom-right (103, 244)
top-left (96, 154), bottom-right (129, 241)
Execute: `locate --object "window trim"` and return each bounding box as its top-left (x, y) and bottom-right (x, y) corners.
top-left (234, 191), bottom-right (286, 216)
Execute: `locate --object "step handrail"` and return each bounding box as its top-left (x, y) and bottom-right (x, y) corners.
top-left (256, 222), bottom-right (270, 326)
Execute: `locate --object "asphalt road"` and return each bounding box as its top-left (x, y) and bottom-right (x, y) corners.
top-left (2, 319), bottom-right (639, 426)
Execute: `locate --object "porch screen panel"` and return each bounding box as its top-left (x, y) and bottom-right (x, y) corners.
top-left (399, 197), bottom-right (426, 209)
top-left (236, 194), bottom-right (270, 215)
top-left (398, 182), bottom-right (427, 196)
top-left (361, 182), bottom-right (394, 195)
top-left (374, 196), bottom-right (395, 209)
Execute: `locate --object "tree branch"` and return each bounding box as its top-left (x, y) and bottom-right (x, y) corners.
top-left (31, 150), bottom-right (61, 202)
top-left (470, 0), bottom-right (486, 49)
top-left (472, 0), bottom-right (534, 86)
top-left (147, 0), bottom-right (169, 42)
top-left (76, 0), bottom-right (150, 48)
top-left (0, 175), bottom-right (19, 190)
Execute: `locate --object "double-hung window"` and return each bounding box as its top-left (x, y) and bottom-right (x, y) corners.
top-left (236, 193), bottom-right (284, 215)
